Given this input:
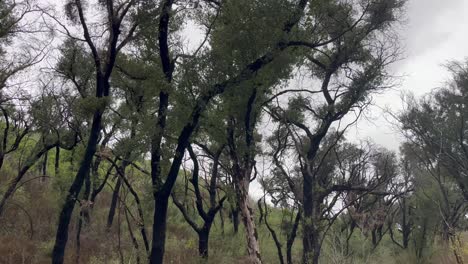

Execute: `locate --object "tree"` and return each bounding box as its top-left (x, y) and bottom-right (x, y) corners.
top-left (171, 144), bottom-right (226, 258)
top-left (399, 61), bottom-right (468, 263)
top-left (145, 1), bottom-right (315, 263)
top-left (0, 89), bottom-right (81, 216)
top-left (265, 1), bottom-right (404, 261)
top-left (400, 60), bottom-right (468, 200)
top-left (50, 1), bottom-right (140, 262)
top-left (0, 0), bottom-right (49, 208)
top-left (266, 127), bottom-right (402, 263)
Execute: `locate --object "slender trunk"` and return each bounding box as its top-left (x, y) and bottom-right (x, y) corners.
top-left (231, 206), bottom-right (240, 233)
top-left (0, 141), bottom-right (56, 216)
top-left (125, 207), bottom-right (141, 264)
top-left (345, 221), bottom-right (356, 255)
top-left (402, 198), bottom-right (410, 249)
top-left (371, 230), bottom-right (377, 247)
top-left (117, 201), bottom-right (124, 264)
top-left (149, 195), bottom-right (169, 264)
top-left (220, 208), bottom-right (225, 235)
top-left (286, 209), bottom-right (301, 264)
top-left (76, 171), bottom-right (92, 264)
top-left (0, 154), bottom-right (5, 171)
top-left (75, 213), bottom-right (83, 264)
top-left (416, 219), bottom-right (428, 259)
top-left (261, 198), bottom-right (284, 264)
top-left (55, 146), bottom-right (60, 176)
top-left (52, 111), bottom-right (103, 264)
top-left (107, 177), bottom-right (122, 230)
top-left (42, 149), bottom-right (48, 177)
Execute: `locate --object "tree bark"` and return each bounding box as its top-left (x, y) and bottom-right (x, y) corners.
top-left (55, 145), bottom-right (60, 176)
top-left (106, 177), bottom-right (122, 230)
top-left (302, 173), bottom-right (323, 264)
top-left (52, 111), bottom-right (103, 264)
top-left (231, 205), bottom-right (240, 233)
top-left (42, 149), bottom-right (48, 177)
top-left (198, 226), bottom-right (211, 258)
top-left (286, 209), bottom-right (301, 264)
top-left (149, 194), bottom-right (169, 264)
top-left (235, 176), bottom-right (262, 264)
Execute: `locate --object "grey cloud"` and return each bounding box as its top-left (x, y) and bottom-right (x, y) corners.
top-left (403, 0), bottom-right (465, 57)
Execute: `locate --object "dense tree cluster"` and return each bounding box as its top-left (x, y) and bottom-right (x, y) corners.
top-left (0, 1), bottom-right (467, 264)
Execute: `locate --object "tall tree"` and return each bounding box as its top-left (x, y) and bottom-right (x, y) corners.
top-left (400, 60), bottom-right (468, 200)
top-left (266, 1), bottom-right (404, 262)
top-left (51, 1), bottom-right (140, 262)
top-left (146, 1), bottom-right (316, 263)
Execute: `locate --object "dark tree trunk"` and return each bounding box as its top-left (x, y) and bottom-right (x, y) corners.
top-left (260, 198), bottom-right (284, 264)
top-left (52, 111), bottom-right (103, 264)
top-left (302, 173), bottom-right (323, 264)
top-left (345, 221), bottom-right (356, 255)
top-left (42, 149), bottom-right (48, 177)
top-left (286, 209), bottom-right (301, 264)
top-left (231, 206), bottom-right (240, 233)
top-left (302, 216), bottom-right (322, 264)
top-left (220, 208), bottom-right (225, 235)
top-left (55, 145), bottom-right (60, 176)
top-left (75, 217), bottom-right (83, 264)
top-left (0, 154), bottom-right (5, 171)
top-left (107, 177), bottom-right (122, 230)
top-left (198, 225), bottom-right (211, 258)
top-left (75, 171), bottom-right (90, 264)
top-left (372, 230), bottom-right (377, 247)
top-left (149, 195), bottom-right (169, 264)
top-left (76, 171), bottom-right (92, 264)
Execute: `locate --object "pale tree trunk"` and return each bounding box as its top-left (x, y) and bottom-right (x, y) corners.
top-left (235, 174), bottom-right (262, 264)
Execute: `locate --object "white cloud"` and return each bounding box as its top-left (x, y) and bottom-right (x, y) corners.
top-left (348, 0), bottom-right (468, 151)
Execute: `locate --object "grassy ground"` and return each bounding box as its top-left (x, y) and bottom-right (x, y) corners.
top-left (1, 178), bottom-right (468, 263)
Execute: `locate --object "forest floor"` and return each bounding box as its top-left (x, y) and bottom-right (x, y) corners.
top-left (0, 180), bottom-right (467, 264)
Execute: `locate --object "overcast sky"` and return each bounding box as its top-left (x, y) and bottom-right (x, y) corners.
top-left (350, 0), bottom-right (468, 151)
top-left (40, 0), bottom-right (468, 152)
top-left (33, 0), bottom-right (468, 197)
top-left (251, 0), bottom-right (468, 197)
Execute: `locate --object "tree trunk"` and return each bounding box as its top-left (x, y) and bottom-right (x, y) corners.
top-left (286, 209), bottom-right (301, 264)
top-left (231, 206), bottom-right (240, 233)
top-left (75, 174), bottom-right (92, 263)
top-left (302, 217), bottom-right (321, 264)
top-left (149, 194), bottom-right (169, 264)
top-left (55, 146), bottom-right (60, 176)
top-left (42, 149), bottom-right (48, 177)
top-left (106, 177), bottom-right (122, 230)
top-left (235, 176), bottom-right (262, 264)
top-left (0, 154), bottom-right (5, 171)
top-left (198, 225), bottom-right (212, 258)
top-left (302, 174), bottom-right (322, 264)
top-left (52, 111), bottom-right (103, 264)
top-left (220, 208), bottom-right (225, 235)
